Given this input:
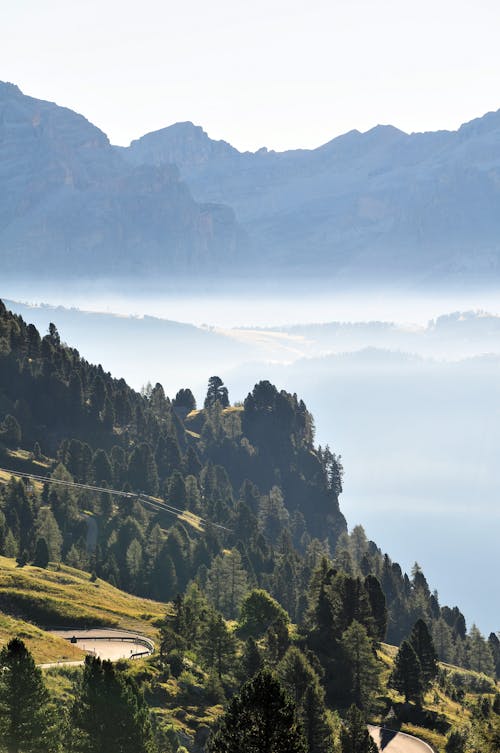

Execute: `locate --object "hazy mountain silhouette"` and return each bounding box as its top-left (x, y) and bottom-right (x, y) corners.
top-left (3, 80), bottom-right (500, 283)
top-left (0, 82), bottom-right (243, 277)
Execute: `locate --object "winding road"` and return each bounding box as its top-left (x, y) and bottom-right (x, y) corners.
top-left (38, 638), bottom-right (432, 753)
top-left (368, 725), bottom-right (434, 753)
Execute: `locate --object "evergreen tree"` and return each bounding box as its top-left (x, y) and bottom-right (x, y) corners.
top-left (239, 637), bottom-right (263, 681)
top-left (92, 449), bottom-right (113, 485)
top-left (277, 646), bottom-right (319, 707)
top-left (33, 537), bottom-right (50, 568)
top-left (301, 685), bottom-right (334, 753)
top-left (432, 618), bottom-right (455, 664)
top-left (277, 646), bottom-right (333, 753)
top-left (201, 611), bottom-right (237, 680)
top-left (389, 640), bottom-right (424, 704)
top-left (340, 705), bottom-right (378, 753)
top-left (364, 575), bottom-right (387, 642)
top-left (204, 377), bottom-right (229, 409)
top-left (0, 638), bottom-right (56, 753)
top-left (341, 621), bottom-right (381, 710)
top-left (467, 624), bottom-right (495, 676)
top-left (207, 669), bottom-right (306, 753)
top-left (167, 471), bottom-right (187, 509)
top-left (206, 549), bottom-right (248, 619)
top-left (128, 443), bottom-right (159, 495)
top-left (409, 619), bottom-right (438, 687)
top-left (173, 389), bottom-right (196, 412)
top-left (238, 589), bottom-right (290, 638)
top-left (72, 656), bottom-right (156, 753)
top-left (488, 632), bottom-right (500, 679)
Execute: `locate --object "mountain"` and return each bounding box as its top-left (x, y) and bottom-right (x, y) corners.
top-left (123, 113), bottom-right (500, 283)
top-left (0, 82), bottom-right (243, 277)
top-left (2, 80), bottom-right (500, 283)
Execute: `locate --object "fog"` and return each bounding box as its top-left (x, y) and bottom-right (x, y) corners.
top-left (5, 276), bottom-right (500, 327)
top-left (4, 284), bottom-right (499, 635)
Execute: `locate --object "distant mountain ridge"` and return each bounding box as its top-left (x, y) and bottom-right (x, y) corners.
top-left (122, 111), bottom-right (500, 281)
top-left (2, 81), bottom-right (500, 282)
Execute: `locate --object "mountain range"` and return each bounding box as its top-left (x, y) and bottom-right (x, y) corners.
top-left (2, 80), bottom-right (500, 283)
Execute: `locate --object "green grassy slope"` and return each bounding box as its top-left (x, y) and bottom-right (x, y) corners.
top-left (375, 643), bottom-right (497, 752)
top-left (0, 555), bottom-right (166, 661)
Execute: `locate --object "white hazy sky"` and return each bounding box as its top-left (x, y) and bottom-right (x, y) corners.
top-left (2, 0), bottom-right (500, 151)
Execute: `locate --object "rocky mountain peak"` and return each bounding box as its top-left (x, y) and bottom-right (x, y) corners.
top-left (124, 121), bottom-right (239, 169)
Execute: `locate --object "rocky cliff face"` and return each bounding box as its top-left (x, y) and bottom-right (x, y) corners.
top-left (0, 83), bottom-right (244, 276)
top-left (124, 109), bottom-right (500, 283)
top-left (120, 121), bottom-right (239, 169)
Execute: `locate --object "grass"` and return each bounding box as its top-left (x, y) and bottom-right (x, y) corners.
top-left (374, 644), bottom-right (498, 752)
top-left (0, 611), bottom-right (85, 664)
top-left (0, 449), bottom-right (52, 492)
top-left (179, 510), bottom-right (204, 532)
top-left (0, 556), bottom-right (167, 661)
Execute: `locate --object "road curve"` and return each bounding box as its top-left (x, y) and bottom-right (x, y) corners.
top-left (368, 725), bottom-right (434, 753)
top-left (43, 628), bottom-right (154, 664)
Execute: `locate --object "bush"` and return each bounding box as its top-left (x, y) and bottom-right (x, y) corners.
top-left (178, 670), bottom-right (203, 701)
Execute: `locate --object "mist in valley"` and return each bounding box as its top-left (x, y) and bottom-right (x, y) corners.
top-left (4, 283), bottom-right (499, 634)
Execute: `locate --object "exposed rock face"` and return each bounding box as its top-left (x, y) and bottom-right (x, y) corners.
top-left (122, 121), bottom-right (238, 169)
top-left (0, 83), bottom-right (243, 276)
top-left (124, 110), bottom-right (500, 283)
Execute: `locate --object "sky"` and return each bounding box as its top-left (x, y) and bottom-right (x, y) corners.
top-left (2, 0), bottom-right (500, 152)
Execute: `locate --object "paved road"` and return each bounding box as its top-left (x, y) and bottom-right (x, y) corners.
top-left (368, 725), bottom-right (434, 753)
top-left (46, 628), bottom-right (154, 663)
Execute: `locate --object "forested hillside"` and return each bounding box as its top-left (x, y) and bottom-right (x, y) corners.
top-left (0, 299), bottom-right (499, 753)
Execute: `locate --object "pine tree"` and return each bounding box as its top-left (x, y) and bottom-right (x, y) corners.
top-left (72, 656), bottom-right (156, 753)
top-left (238, 589), bottom-right (290, 638)
top-left (34, 508), bottom-right (62, 562)
top-left (467, 624), bottom-right (495, 676)
top-left (364, 575), bottom-right (387, 642)
top-left (277, 647), bottom-right (333, 753)
top-left (389, 640), bottom-right (424, 704)
top-left (201, 611), bottom-right (237, 679)
top-left (341, 621), bottom-right (381, 710)
top-left (206, 549), bottom-right (248, 619)
top-left (340, 705), bottom-right (378, 753)
top-left (173, 388), bottom-right (196, 412)
top-left (409, 619), bottom-right (438, 686)
top-left (301, 685), bottom-right (334, 753)
top-left (0, 638), bottom-right (57, 753)
top-left (432, 618), bottom-right (455, 664)
top-left (207, 669), bottom-right (306, 753)
top-left (488, 633), bottom-right (500, 679)
top-left (239, 637), bottom-right (263, 681)
top-left (33, 537), bottom-right (50, 568)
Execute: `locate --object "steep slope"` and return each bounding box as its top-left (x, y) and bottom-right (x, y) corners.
top-left (0, 82), bottom-right (243, 276)
top-left (124, 112), bottom-right (500, 282)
